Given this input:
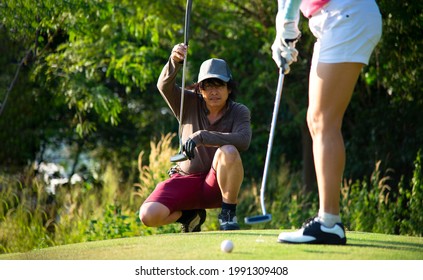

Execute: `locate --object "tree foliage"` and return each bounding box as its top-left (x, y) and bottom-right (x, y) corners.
top-left (0, 0), bottom-right (421, 199)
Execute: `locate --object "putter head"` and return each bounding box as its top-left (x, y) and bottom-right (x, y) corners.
top-left (244, 214), bottom-right (272, 225)
top-left (170, 153), bottom-right (188, 162)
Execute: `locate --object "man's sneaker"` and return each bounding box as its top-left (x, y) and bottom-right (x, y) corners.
top-left (278, 217), bottom-right (347, 245)
top-left (180, 209), bottom-right (206, 233)
top-left (218, 209), bottom-right (240, 230)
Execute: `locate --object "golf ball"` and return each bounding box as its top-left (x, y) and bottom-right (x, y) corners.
top-left (220, 239), bottom-right (234, 253)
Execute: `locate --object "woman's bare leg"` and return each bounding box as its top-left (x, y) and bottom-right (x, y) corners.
top-left (307, 62), bottom-right (363, 215)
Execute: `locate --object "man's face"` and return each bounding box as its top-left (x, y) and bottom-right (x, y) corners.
top-left (199, 79), bottom-right (231, 111)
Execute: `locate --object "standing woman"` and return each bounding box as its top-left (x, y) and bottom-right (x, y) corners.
top-left (272, 0), bottom-right (382, 244)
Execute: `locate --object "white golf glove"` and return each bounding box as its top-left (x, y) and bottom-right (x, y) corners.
top-left (271, 20), bottom-right (301, 74)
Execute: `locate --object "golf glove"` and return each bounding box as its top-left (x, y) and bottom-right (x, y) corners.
top-left (183, 138), bottom-right (196, 160)
top-left (271, 20), bottom-right (301, 74)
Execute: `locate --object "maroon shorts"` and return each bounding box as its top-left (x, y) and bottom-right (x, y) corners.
top-left (143, 168), bottom-right (222, 213)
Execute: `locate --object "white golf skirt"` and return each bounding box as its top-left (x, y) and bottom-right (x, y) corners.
top-left (308, 0), bottom-right (382, 65)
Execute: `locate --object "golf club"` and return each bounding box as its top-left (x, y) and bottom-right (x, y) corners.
top-left (245, 66), bottom-right (286, 224)
top-left (170, 0), bottom-right (193, 162)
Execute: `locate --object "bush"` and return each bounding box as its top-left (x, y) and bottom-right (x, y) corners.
top-left (240, 154), bottom-right (318, 230)
top-left (0, 133), bottom-right (179, 254)
top-left (241, 150), bottom-right (423, 237)
top-left (1, 135), bottom-right (421, 254)
top-left (340, 151), bottom-right (423, 236)
top-left (0, 172), bottom-right (56, 253)
top-left (398, 149), bottom-right (423, 236)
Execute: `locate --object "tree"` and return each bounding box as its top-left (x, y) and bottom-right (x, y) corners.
top-left (1, 0), bottom-right (421, 202)
top-left (0, 0), bottom-right (182, 172)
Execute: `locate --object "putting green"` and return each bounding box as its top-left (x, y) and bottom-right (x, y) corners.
top-left (1, 230), bottom-right (422, 260)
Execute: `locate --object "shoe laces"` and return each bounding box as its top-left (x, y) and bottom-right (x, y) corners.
top-left (220, 209), bottom-right (237, 223)
top-left (302, 216), bottom-right (319, 228)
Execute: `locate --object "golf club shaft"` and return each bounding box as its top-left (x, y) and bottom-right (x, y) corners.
top-left (260, 68), bottom-right (284, 215)
top-left (177, 0), bottom-right (193, 152)
top-left (178, 58), bottom-right (187, 151)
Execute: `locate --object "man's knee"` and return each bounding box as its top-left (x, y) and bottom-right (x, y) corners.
top-left (139, 204), bottom-right (152, 226)
top-left (139, 203), bottom-right (164, 227)
top-left (217, 145), bottom-right (241, 164)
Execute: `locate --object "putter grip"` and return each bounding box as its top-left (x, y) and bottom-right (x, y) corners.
top-left (280, 57), bottom-right (287, 73)
top-left (184, 0), bottom-right (192, 45)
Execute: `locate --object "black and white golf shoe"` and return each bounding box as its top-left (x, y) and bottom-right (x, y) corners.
top-left (278, 217), bottom-right (347, 245)
top-left (218, 209), bottom-right (240, 230)
top-left (180, 209), bottom-right (206, 233)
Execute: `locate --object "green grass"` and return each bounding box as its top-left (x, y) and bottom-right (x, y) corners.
top-left (1, 230), bottom-right (422, 260)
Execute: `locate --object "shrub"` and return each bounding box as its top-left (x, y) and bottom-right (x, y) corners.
top-left (341, 151), bottom-right (423, 236)
top-left (1, 134), bottom-right (421, 254)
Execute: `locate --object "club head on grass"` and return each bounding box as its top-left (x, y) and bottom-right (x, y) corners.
top-left (244, 214), bottom-right (272, 225)
top-left (170, 153), bottom-right (188, 162)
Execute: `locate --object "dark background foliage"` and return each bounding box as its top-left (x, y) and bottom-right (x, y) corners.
top-left (0, 0), bottom-right (421, 216)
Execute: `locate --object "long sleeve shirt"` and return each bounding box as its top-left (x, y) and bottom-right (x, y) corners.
top-left (157, 58), bottom-right (252, 174)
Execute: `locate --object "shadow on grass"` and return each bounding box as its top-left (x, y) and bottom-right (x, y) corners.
top-left (348, 237), bottom-right (423, 253)
top-left (203, 231), bottom-right (278, 237)
top-left (301, 249), bottom-right (350, 255)
top-left (203, 230), bottom-right (423, 250)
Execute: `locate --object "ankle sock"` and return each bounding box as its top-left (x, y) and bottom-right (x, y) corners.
top-left (318, 211), bottom-right (342, 228)
top-left (221, 202), bottom-right (237, 212)
top-left (176, 210), bottom-right (195, 224)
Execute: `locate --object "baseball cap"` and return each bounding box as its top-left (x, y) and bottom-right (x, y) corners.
top-left (197, 58), bottom-right (232, 83)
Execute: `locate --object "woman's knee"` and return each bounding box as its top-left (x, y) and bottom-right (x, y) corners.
top-left (307, 110), bottom-right (323, 137)
top-left (307, 109), bottom-right (342, 138)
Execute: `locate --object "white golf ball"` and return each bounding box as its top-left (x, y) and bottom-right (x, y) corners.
top-left (220, 239), bottom-right (234, 253)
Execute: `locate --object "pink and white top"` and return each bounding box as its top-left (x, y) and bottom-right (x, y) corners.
top-left (300, 0), bottom-right (330, 18)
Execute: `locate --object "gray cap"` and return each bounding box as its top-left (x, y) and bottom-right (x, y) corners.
top-left (197, 58), bottom-right (232, 83)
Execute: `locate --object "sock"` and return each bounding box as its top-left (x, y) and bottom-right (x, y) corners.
top-left (318, 210), bottom-right (342, 228)
top-left (176, 210), bottom-right (196, 224)
top-left (221, 202), bottom-right (237, 212)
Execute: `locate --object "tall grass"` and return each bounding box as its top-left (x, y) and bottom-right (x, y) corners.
top-left (0, 172), bottom-right (56, 252)
top-left (242, 151), bottom-right (422, 237)
top-left (0, 134), bottom-right (178, 254)
top-left (239, 155), bottom-right (318, 230)
top-left (0, 134), bottom-right (421, 254)
top-left (340, 150), bottom-right (423, 236)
